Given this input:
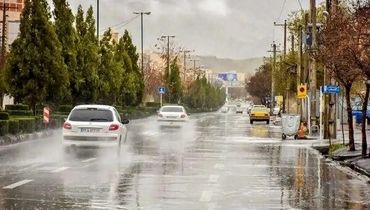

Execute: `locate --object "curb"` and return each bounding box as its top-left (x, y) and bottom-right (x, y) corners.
top-left (312, 144), bottom-right (370, 179)
top-left (0, 130), bottom-right (54, 146)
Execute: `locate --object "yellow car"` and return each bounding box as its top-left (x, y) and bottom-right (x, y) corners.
top-left (249, 105), bottom-right (270, 124)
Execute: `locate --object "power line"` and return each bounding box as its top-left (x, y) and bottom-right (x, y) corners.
top-left (101, 14), bottom-right (140, 33)
top-left (297, 0), bottom-right (304, 11)
top-left (277, 0), bottom-right (287, 22)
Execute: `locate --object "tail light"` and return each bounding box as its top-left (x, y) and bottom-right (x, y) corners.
top-left (158, 114), bottom-right (163, 118)
top-left (109, 124), bottom-right (119, 131)
top-left (63, 122), bottom-right (72, 130)
top-left (181, 114), bottom-right (186, 118)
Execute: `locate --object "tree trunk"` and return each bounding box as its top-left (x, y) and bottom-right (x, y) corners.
top-left (345, 85), bottom-right (355, 151)
top-left (361, 84), bottom-right (369, 157)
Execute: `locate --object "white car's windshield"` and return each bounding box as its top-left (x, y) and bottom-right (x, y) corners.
top-left (161, 107), bottom-right (183, 113)
top-left (69, 109), bottom-right (113, 122)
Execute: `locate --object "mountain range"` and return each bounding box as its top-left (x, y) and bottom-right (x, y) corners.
top-left (197, 56), bottom-right (263, 76)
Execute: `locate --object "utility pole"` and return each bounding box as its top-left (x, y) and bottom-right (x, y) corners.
top-left (97, 0), bottom-right (99, 38)
top-left (1, 0), bottom-right (7, 65)
top-left (324, 0), bottom-right (337, 140)
top-left (274, 20), bottom-right (287, 113)
top-left (274, 20), bottom-right (287, 59)
top-left (180, 49), bottom-right (192, 81)
top-left (134, 11), bottom-right (151, 75)
top-left (298, 25), bottom-right (303, 117)
top-left (1, 1), bottom-right (16, 66)
top-left (310, 0), bottom-right (318, 126)
top-left (189, 58), bottom-right (200, 80)
top-left (268, 43), bottom-right (279, 113)
top-left (161, 35), bottom-right (175, 77)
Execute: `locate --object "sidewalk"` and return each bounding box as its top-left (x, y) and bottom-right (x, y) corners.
top-left (311, 127), bottom-right (370, 178)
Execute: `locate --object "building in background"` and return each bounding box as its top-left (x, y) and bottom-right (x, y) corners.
top-left (0, 0), bottom-right (23, 109)
top-left (0, 0), bottom-right (23, 21)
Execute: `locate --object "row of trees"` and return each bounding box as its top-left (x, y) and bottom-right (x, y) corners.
top-left (184, 76), bottom-right (225, 110)
top-left (315, 1), bottom-right (370, 156)
top-left (2, 0), bottom-right (144, 111)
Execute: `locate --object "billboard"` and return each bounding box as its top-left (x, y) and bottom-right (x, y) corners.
top-left (217, 72), bottom-right (238, 82)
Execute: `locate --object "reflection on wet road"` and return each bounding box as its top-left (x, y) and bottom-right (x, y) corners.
top-left (0, 112), bottom-right (370, 209)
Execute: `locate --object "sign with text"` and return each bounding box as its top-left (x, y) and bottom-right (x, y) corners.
top-left (322, 85), bottom-right (340, 94)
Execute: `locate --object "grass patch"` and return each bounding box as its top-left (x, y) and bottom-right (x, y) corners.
top-left (329, 143), bottom-right (347, 154)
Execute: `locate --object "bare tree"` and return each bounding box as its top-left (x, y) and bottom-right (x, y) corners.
top-left (316, 6), bottom-right (360, 151)
top-left (350, 1), bottom-right (370, 156)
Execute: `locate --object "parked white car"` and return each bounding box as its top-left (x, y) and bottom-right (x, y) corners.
top-left (62, 105), bottom-right (129, 149)
top-left (157, 105), bottom-right (189, 125)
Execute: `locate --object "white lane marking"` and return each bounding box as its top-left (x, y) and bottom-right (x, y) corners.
top-left (19, 163), bottom-right (46, 172)
top-left (200, 191), bottom-right (213, 202)
top-left (82, 163), bottom-right (95, 168)
top-left (142, 131), bottom-right (158, 136)
top-left (208, 175), bottom-right (219, 183)
top-left (3, 179), bottom-right (33, 189)
top-left (81, 158), bottom-right (97, 163)
top-left (51, 167), bottom-right (69, 173)
top-left (214, 164), bottom-right (224, 169)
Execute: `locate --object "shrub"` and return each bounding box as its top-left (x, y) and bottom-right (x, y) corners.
top-left (53, 112), bottom-right (70, 116)
top-left (7, 110), bottom-right (33, 116)
top-left (5, 104), bottom-right (29, 111)
top-left (58, 105), bottom-right (73, 113)
top-left (34, 117), bottom-right (44, 132)
top-left (0, 112), bottom-right (10, 120)
top-left (0, 120), bottom-right (9, 136)
top-left (8, 120), bottom-right (19, 135)
top-left (18, 118), bottom-right (36, 133)
top-left (145, 102), bottom-right (160, 108)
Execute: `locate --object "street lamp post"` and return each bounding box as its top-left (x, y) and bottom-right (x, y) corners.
top-left (134, 11), bottom-right (151, 75)
top-left (97, 0), bottom-right (99, 38)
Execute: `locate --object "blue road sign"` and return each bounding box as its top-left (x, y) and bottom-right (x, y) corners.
top-left (159, 87), bottom-right (166, 94)
top-left (322, 85), bottom-right (340, 94)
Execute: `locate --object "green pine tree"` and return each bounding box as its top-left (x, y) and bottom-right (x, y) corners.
top-left (98, 28), bottom-right (122, 104)
top-left (115, 35), bottom-right (136, 106)
top-left (52, 0), bottom-right (77, 104)
top-left (75, 5), bottom-right (99, 103)
top-left (5, 0), bottom-right (68, 111)
top-left (122, 30), bottom-right (144, 106)
top-left (168, 57), bottom-right (183, 104)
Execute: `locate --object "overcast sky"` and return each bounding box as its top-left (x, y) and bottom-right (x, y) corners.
top-left (65, 0), bottom-right (324, 60)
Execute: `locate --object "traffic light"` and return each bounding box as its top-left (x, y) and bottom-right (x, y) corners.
top-left (297, 84), bottom-right (307, 99)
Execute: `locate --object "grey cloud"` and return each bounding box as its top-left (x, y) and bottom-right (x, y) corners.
top-left (63, 0), bottom-right (324, 59)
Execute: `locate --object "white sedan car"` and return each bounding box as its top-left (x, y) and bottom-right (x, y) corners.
top-left (157, 105), bottom-right (189, 125)
top-left (62, 105), bottom-right (129, 149)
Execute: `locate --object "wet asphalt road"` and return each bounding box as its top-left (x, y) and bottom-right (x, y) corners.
top-left (1, 112), bottom-right (370, 210)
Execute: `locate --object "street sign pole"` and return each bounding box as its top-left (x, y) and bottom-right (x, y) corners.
top-left (158, 86), bottom-right (166, 107)
top-left (306, 95), bottom-right (311, 136)
top-left (160, 93), bottom-right (163, 107)
top-left (320, 89), bottom-right (323, 140)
